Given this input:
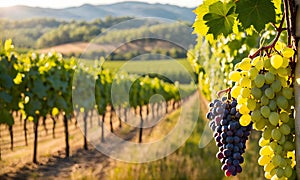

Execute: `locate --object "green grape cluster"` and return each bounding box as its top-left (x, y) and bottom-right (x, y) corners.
top-left (228, 42), bottom-right (296, 180)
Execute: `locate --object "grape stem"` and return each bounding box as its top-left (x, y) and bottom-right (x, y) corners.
top-left (248, 15), bottom-right (286, 59)
top-left (217, 88), bottom-right (231, 98)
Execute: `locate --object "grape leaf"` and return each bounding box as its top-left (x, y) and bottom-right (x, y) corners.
top-left (193, 0), bottom-right (218, 36)
top-left (236, 0), bottom-right (276, 32)
top-left (203, 1), bottom-right (236, 39)
top-left (32, 78), bottom-right (48, 99)
top-left (0, 109), bottom-right (14, 126)
top-left (0, 74), bottom-right (14, 89)
top-left (0, 92), bottom-right (12, 104)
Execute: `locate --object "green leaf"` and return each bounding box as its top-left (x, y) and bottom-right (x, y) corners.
top-left (55, 96), bottom-right (68, 111)
top-left (0, 109), bottom-right (14, 126)
top-left (203, 1), bottom-right (236, 38)
top-left (25, 98), bottom-right (42, 116)
top-left (0, 74), bottom-right (14, 89)
top-left (193, 0), bottom-right (219, 36)
top-left (32, 78), bottom-right (48, 99)
top-left (236, 0), bottom-right (276, 32)
top-left (0, 91), bottom-right (12, 103)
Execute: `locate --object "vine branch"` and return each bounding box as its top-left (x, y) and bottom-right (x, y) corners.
top-left (248, 15), bottom-right (286, 59)
top-left (217, 88), bottom-right (231, 98)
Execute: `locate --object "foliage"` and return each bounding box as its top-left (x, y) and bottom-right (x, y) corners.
top-left (191, 0), bottom-right (298, 179)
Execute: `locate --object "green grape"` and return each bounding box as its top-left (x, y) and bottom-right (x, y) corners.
top-left (289, 98), bottom-right (295, 107)
top-left (239, 76), bottom-right (251, 87)
top-left (259, 137), bottom-right (270, 147)
top-left (261, 95), bottom-right (270, 106)
top-left (281, 57), bottom-right (289, 67)
top-left (279, 112), bottom-right (289, 123)
top-left (249, 67), bottom-right (259, 80)
top-left (279, 124), bottom-right (291, 135)
top-left (270, 141), bottom-right (278, 150)
top-left (255, 59), bottom-right (264, 70)
top-left (276, 96), bottom-right (289, 110)
top-left (277, 68), bottom-right (288, 77)
top-left (264, 163), bottom-right (275, 172)
top-left (240, 71), bottom-right (248, 77)
top-left (240, 114), bottom-right (251, 126)
top-left (271, 79), bottom-right (282, 93)
top-left (237, 95), bottom-right (247, 104)
top-left (270, 54), bottom-right (283, 69)
top-left (273, 144), bottom-right (283, 154)
top-left (271, 128), bottom-right (282, 141)
top-left (254, 118), bottom-right (267, 130)
top-left (251, 56), bottom-right (260, 66)
top-left (269, 112), bottom-right (279, 126)
top-left (286, 118), bottom-right (295, 129)
top-left (239, 58), bottom-right (251, 70)
top-left (251, 109), bottom-right (262, 122)
top-left (260, 146), bottom-right (273, 156)
top-left (258, 155), bottom-right (272, 166)
top-left (268, 99), bottom-right (277, 111)
top-left (262, 127), bottom-right (272, 140)
top-left (265, 88), bottom-right (275, 99)
top-left (229, 71), bottom-right (241, 82)
top-left (275, 42), bottom-right (285, 51)
top-left (265, 72), bottom-right (275, 84)
top-left (275, 168), bottom-right (284, 178)
top-left (282, 87), bottom-right (293, 99)
top-left (280, 158), bottom-right (288, 167)
top-left (282, 47), bottom-right (294, 58)
top-left (234, 62), bottom-right (240, 70)
top-left (278, 134), bottom-right (286, 145)
top-left (264, 58), bottom-right (272, 69)
top-left (239, 103), bottom-right (250, 114)
top-left (271, 154), bottom-right (282, 167)
top-left (264, 172), bottom-right (272, 179)
top-left (246, 98), bottom-right (256, 111)
top-left (251, 87), bottom-right (263, 99)
top-left (283, 166), bottom-right (293, 178)
top-left (283, 141), bottom-right (294, 151)
top-left (231, 85), bottom-right (242, 98)
top-left (269, 68), bottom-right (278, 75)
top-left (261, 106), bottom-right (271, 118)
top-left (241, 87), bottom-right (251, 98)
top-left (277, 76), bottom-right (288, 88)
top-left (254, 74), bottom-right (265, 88)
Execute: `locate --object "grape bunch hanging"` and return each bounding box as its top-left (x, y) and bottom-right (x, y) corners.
top-left (206, 43), bottom-right (296, 179)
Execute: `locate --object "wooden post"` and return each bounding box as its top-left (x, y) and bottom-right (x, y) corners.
top-left (294, 0), bottom-right (300, 178)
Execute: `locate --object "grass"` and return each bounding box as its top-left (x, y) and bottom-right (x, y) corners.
top-left (79, 58), bottom-right (196, 84)
top-left (107, 95), bottom-right (264, 180)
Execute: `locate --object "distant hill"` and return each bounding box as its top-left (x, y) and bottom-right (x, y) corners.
top-left (0, 1), bottom-right (196, 22)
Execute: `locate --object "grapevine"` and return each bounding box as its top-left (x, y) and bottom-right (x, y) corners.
top-left (192, 0), bottom-right (300, 179)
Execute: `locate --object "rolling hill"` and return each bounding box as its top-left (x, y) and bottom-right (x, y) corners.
top-left (0, 1), bottom-right (196, 22)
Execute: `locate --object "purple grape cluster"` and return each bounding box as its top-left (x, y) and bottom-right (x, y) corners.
top-left (206, 97), bottom-right (252, 176)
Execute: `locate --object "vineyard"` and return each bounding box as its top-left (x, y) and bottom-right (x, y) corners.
top-left (0, 40), bottom-right (195, 165)
top-left (2, 0), bottom-right (300, 179)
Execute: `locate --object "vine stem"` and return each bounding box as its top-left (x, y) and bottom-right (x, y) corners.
top-left (284, 0), bottom-right (292, 45)
top-left (248, 15), bottom-right (286, 59)
top-left (216, 88), bottom-right (231, 98)
top-left (293, 0), bottom-right (300, 178)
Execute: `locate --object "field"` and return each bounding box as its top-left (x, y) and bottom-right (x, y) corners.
top-left (81, 58), bottom-right (196, 84)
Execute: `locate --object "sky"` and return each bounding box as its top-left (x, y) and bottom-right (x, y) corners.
top-left (0, 0), bottom-right (202, 8)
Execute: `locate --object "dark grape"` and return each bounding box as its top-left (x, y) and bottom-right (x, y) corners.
top-left (206, 97), bottom-right (252, 176)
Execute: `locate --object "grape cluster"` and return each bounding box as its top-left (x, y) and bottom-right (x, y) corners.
top-left (207, 97), bottom-right (252, 176)
top-left (228, 42), bottom-right (296, 179)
